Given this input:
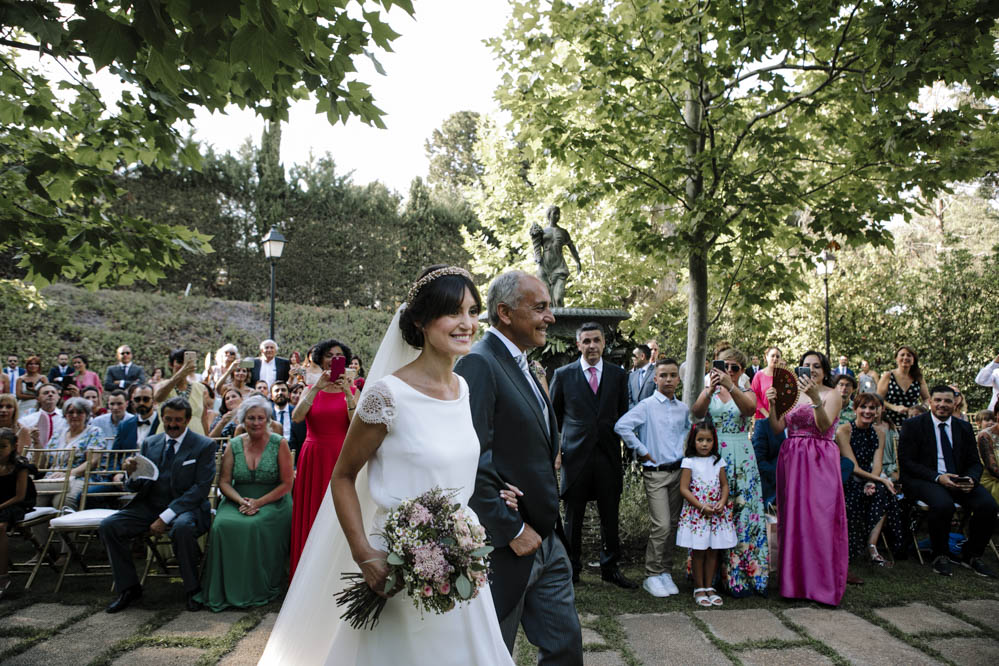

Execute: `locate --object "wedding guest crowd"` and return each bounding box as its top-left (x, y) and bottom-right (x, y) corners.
top-left (4, 320), bottom-right (999, 618)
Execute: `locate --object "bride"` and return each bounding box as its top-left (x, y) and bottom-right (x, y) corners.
top-left (260, 266), bottom-right (517, 665)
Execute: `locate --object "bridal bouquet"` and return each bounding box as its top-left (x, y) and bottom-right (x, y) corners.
top-left (336, 486), bottom-right (494, 630)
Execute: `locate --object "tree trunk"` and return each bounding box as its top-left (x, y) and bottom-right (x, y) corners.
top-left (682, 69), bottom-right (706, 408)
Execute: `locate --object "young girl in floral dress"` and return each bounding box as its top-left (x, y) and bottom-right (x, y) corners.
top-left (677, 421), bottom-right (737, 607)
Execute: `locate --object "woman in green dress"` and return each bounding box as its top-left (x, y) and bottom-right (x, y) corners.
top-left (197, 395), bottom-right (293, 611)
top-left (692, 347), bottom-right (769, 597)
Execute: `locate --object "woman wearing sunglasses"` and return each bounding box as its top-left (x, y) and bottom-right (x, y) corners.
top-left (691, 346), bottom-right (769, 598)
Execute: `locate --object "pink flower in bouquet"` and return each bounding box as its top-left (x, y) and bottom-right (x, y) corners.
top-left (422, 584), bottom-right (434, 597)
top-left (412, 543), bottom-right (451, 583)
top-left (409, 502), bottom-right (433, 527)
top-left (437, 581), bottom-right (451, 595)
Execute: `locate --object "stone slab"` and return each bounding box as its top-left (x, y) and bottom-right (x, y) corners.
top-left (579, 612), bottom-right (598, 625)
top-left (110, 646), bottom-right (206, 665)
top-left (6, 608), bottom-right (155, 666)
top-left (741, 647), bottom-right (835, 666)
top-left (695, 608), bottom-right (798, 644)
top-left (874, 603), bottom-right (976, 635)
top-left (619, 612), bottom-right (728, 665)
top-left (581, 626), bottom-right (606, 647)
top-left (583, 651), bottom-right (626, 666)
top-left (785, 608), bottom-right (941, 665)
top-left (220, 612), bottom-right (278, 666)
top-left (153, 609), bottom-right (245, 639)
top-left (934, 637), bottom-right (999, 665)
top-left (947, 599), bottom-right (999, 627)
top-left (0, 636), bottom-right (27, 653)
top-left (0, 602), bottom-right (83, 630)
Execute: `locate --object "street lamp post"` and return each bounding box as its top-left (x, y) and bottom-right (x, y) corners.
top-left (816, 249), bottom-right (836, 360)
top-left (262, 228), bottom-right (287, 341)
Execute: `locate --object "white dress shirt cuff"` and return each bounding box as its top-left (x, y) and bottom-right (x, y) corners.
top-left (159, 508), bottom-right (176, 524)
top-left (514, 523), bottom-right (525, 539)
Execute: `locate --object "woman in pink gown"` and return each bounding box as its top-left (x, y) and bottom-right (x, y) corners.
top-left (766, 351), bottom-right (847, 605)
top-left (290, 339), bottom-right (357, 578)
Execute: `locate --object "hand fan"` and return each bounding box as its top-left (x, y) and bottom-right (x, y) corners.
top-left (771, 367), bottom-right (799, 420)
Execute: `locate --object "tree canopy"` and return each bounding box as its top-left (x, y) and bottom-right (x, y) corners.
top-left (0, 0), bottom-right (412, 295)
top-left (489, 0), bottom-right (999, 401)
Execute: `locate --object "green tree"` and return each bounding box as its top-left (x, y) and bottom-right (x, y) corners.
top-left (0, 0), bottom-right (412, 294)
top-left (424, 110), bottom-right (484, 193)
top-left (492, 0), bottom-right (999, 403)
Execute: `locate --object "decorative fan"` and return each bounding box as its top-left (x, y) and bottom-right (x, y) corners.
top-left (771, 367), bottom-right (800, 420)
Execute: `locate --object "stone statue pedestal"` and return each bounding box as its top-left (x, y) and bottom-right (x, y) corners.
top-left (541, 306), bottom-right (632, 372)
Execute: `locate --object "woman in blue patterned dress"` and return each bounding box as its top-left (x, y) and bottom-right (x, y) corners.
top-left (692, 347), bottom-right (769, 597)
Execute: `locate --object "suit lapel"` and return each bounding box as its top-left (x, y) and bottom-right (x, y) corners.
top-left (484, 334), bottom-right (550, 440)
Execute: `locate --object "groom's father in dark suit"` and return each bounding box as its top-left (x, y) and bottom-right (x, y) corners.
top-left (455, 270), bottom-right (582, 665)
top-left (900, 385), bottom-right (998, 578)
top-left (99, 397), bottom-right (216, 613)
top-left (550, 322), bottom-right (635, 588)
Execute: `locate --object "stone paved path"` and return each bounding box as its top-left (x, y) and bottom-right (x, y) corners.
top-left (1, 598), bottom-right (998, 664)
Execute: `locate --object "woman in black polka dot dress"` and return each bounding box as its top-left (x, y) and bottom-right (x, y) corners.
top-left (877, 345), bottom-right (929, 427)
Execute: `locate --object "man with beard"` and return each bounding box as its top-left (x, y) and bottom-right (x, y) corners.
top-left (114, 384), bottom-right (158, 450)
top-left (270, 381), bottom-right (293, 441)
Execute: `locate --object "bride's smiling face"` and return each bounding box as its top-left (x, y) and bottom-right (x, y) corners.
top-left (422, 288), bottom-right (479, 357)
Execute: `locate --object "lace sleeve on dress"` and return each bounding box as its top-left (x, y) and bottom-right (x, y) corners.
top-left (356, 379), bottom-right (396, 432)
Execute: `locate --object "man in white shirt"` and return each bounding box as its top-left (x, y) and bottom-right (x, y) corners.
top-left (18, 383), bottom-right (65, 447)
top-left (103, 345), bottom-right (147, 392)
top-left (835, 355), bottom-right (854, 378)
top-left (250, 339), bottom-right (290, 389)
top-left (975, 352), bottom-right (999, 411)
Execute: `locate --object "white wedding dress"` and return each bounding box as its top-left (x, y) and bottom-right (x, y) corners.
top-left (259, 373), bottom-right (514, 665)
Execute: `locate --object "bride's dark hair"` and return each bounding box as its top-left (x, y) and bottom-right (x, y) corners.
top-left (399, 265), bottom-right (481, 349)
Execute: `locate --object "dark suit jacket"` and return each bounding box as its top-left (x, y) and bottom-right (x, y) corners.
top-left (124, 429), bottom-right (215, 521)
top-left (550, 359), bottom-right (629, 494)
top-left (834, 367), bottom-right (856, 379)
top-left (250, 357), bottom-right (290, 386)
top-left (113, 413), bottom-right (160, 450)
top-left (103, 364), bottom-right (147, 392)
top-left (47, 365), bottom-right (72, 385)
top-left (628, 365), bottom-right (657, 409)
top-left (899, 413), bottom-right (982, 484)
top-left (454, 331), bottom-right (561, 619)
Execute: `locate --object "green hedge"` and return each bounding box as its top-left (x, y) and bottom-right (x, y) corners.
top-left (0, 284), bottom-right (394, 376)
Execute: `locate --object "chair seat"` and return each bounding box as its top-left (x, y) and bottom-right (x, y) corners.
top-left (18, 507), bottom-right (60, 523)
top-left (50, 509), bottom-right (117, 530)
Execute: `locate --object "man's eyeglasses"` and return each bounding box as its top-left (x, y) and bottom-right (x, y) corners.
top-left (132, 396), bottom-right (152, 403)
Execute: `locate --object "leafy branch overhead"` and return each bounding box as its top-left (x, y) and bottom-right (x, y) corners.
top-left (0, 0), bottom-right (413, 290)
top-left (492, 0), bottom-right (999, 399)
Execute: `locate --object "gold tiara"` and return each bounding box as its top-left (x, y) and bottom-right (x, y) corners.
top-left (406, 266), bottom-right (472, 304)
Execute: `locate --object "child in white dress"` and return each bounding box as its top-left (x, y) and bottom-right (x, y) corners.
top-left (677, 421), bottom-right (737, 607)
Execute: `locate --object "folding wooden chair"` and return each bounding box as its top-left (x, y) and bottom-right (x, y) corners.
top-left (910, 499), bottom-right (999, 564)
top-left (7, 448), bottom-right (75, 576)
top-left (27, 448), bottom-right (141, 592)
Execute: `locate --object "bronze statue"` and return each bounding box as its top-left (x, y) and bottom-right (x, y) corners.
top-left (529, 205), bottom-right (581, 308)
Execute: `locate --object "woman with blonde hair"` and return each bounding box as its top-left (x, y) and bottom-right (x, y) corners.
top-left (0, 395), bottom-right (29, 453)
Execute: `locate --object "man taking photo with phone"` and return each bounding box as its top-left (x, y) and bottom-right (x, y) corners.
top-left (154, 349), bottom-right (211, 435)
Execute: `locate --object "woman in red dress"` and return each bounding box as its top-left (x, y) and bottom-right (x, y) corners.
top-left (289, 338), bottom-right (357, 578)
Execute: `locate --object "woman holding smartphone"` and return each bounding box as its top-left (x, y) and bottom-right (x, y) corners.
top-left (289, 338), bottom-right (357, 578)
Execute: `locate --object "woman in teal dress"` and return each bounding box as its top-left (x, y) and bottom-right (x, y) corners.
top-left (198, 395), bottom-right (293, 611)
top-left (692, 347), bottom-right (769, 597)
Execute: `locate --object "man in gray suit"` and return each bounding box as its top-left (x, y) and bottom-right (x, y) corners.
top-left (100, 396), bottom-right (216, 613)
top-left (455, 270), bottom-right (582, 665)
top-left (628, 344), bottom-right (657, 409)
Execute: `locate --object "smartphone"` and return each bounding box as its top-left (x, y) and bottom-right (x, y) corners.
top-left (795, 367), bottom-right (812, 379)
top-left (954, 476), bottom-right (974, 486)
top-left (184, 350), bottom-right (197, 367)
top-left (239, 358), bottom-right (255, 369)
top-left (344, 368), bottom-right (357, 382)
top-left (329, 356), bottom-right (347, 379)
top-left (712, 360), bottom-right (727, 372)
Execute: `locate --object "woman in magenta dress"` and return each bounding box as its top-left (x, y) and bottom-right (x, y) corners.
top-left (766, 351), bottom-right (847, 606)
top-left (289, 338), bottom-right (357, 578)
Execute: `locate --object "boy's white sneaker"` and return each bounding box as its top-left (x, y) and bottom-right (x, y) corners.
top-left (642, 575), bottom-right (669, 597)
top-left (658, 573), bottom-right (680, 595)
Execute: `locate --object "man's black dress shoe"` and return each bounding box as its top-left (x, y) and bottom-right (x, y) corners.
top-left (106, 585), bottom-right (142, 613)
top-left (186, 590), bottom-right (204, 612)
top-left (601, 568), bottom-right (638, 589)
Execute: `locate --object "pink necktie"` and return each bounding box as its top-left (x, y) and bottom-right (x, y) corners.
top-left (588, 366), bottom-right (598, 394)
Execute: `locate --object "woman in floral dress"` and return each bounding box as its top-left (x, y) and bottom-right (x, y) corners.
top-left (692, 347), bottom-right (769, 597)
